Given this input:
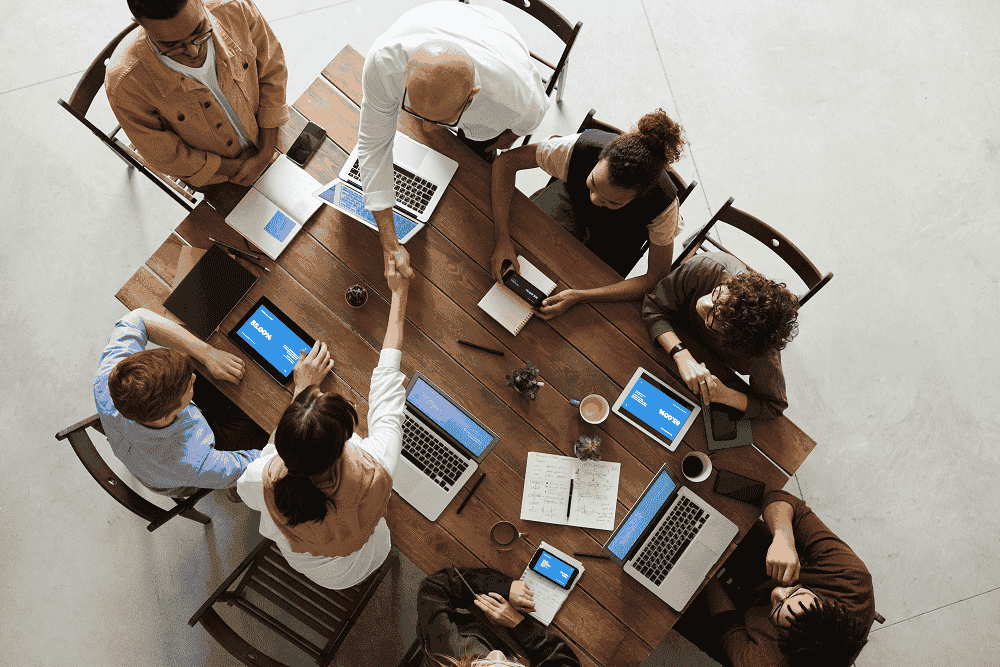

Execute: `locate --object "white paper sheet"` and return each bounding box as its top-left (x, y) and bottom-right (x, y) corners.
top-left (477, 256), bottom-right (557, 335)
top-left (253, 155), bottom-right (323, 224)
top-left (520, 452), bottom-right (620, 530)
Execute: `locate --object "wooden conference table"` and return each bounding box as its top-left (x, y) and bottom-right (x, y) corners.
top-left (117, 46), bottom-right (817, 667)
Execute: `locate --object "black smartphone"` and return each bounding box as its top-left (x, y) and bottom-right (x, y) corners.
top-left (287, 121), bottom-right (326, 166)
top-left (502, 269), bottom-right (546, 308)
top-left (713, 468), bottom-right (766, 507)
top-left (528, 548), bottom-right (579, 589)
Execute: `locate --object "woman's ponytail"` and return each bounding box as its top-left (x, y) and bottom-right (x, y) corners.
top-left (599, 108), bottom-right (686, 194)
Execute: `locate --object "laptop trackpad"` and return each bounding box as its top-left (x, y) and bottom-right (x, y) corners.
top-left (395, 138), bottom-right (428, 171)
top-left (679, 542), bottom-right (717, 581)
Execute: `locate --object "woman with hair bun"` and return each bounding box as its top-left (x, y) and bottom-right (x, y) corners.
top-left (491, 108), bottom-right (687, 319)
top-left (238, 259), bottom-right (410, 589)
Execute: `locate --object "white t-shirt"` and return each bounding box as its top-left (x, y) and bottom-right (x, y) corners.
top-left (358, 1), bottom-right (550, 211)
top-left (535, 133), bottom-right (682, 246)
top-left (238, 349), bottom-right (405, 590)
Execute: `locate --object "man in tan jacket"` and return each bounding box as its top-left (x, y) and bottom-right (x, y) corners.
top-left (106, 0), bottom-right (288, 187)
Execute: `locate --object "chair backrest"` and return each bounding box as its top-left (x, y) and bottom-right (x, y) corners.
top-left (671, 197), bottom-right (833, 307)
top-left (57, 23), bottom-right (197, 211)
top-left (55, 414), bottom-right (212, 530)
top-left (189, 540), bottom-right (397, 667)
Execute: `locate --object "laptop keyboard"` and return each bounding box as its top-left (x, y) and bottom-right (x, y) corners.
top-left (348, 160), bottom-right (437, 214)
top-left (401, 415), bottom-right (470, 490)
top-left (633, 495), bottom-right (708, 586)
top-left (328, 184), bottom-right (419, 241)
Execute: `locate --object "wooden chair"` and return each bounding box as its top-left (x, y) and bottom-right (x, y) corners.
top-left (57, 23), bottom-right (198, 211)
top-left (460, 0), bottom-right (583, 144)
top-left (189, 540), bottom-right (397, 667)
top-left (55, 414), bottom-right (213, 531)
top-left (670, 197), bottom-right (833, 307)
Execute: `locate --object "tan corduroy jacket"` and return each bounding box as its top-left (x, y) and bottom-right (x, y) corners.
top-left (105, 0), bottom-right (288, 186)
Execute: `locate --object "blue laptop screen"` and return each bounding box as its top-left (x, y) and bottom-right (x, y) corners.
top-left (234, 303), bottom-right (311, 377)
top-left (618, 373), bottom-right (694, 444)
top-left (408, 377), bottom-right (493, 457)
top-left (606, 470), bottom-right (677, 560)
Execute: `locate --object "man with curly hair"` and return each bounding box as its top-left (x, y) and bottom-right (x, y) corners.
top-left (642, 251), bottom-right (799, 420)
top-left (671, 491), bottom-right (875, 666)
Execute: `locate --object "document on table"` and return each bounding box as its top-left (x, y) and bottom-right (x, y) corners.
top-left (520, 452), bottom-right (620, 530)
top-left (520, 542), bottom-right (584, 626)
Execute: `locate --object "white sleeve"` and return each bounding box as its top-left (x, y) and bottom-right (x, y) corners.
top-left (534, 133), bottom-right (580, 182)
top-left (647, 198), bottom-right (682, 246)
top-left (359, 349), bottom-right (406, 477)
top-left (357, 51), bottom-right (400, 212)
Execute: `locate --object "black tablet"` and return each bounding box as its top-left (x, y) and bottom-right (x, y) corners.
top-left (228, 296), bottom-right (316, 385)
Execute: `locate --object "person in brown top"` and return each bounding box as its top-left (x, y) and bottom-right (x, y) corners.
top-left (672, 490), bottom-right (875, 666)
top-left (106, 0), bottom-right (288, 187)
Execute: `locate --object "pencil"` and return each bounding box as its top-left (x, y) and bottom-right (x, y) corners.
top-left (456, 472), bottom-right (487, 515)
top-left (458, 340), bottom-right (504, 356)
top-left (573, 552), bottom-right (610, 559)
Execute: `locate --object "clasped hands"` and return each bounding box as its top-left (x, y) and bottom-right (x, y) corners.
top-left (473, 580), bottom-right (535, 629)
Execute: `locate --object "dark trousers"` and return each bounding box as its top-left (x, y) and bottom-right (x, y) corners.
top-left (192, 372), bottom-right (269, 452)
top-left (456, 129), bottom-right (503, 163)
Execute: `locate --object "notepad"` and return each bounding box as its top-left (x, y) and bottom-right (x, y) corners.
top-left (519, 542), bottom-right (584, 626)
top-left (225, 155), bottom-right (323, 260)
top-left (477, 256), bottom-right (557, 335)
top-left (520, 452), bottom-right (620, 530)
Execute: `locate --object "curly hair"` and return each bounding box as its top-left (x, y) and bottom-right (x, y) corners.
top-left (778, 599), bottom-right (869, 667)
top-left (108, 348), bottom-right (193, 423)
top-left (272, 386), bottom-right (358, 526)
top-left (599, 108), bottom-right (686, 195)
top-left (712, 271), bottom-right (799, 358)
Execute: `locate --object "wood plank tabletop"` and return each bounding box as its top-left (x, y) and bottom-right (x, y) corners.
top-left (115, 45), bottom-right (819, 667)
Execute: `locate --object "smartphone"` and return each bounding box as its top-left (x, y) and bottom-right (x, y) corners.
top-left (502, 269), bottom-right (546, 308)
top-left (713, 468), bottom-right (766, 507)
top-left (528, 548), bottom-right (579, 589)
top-left (287, 121), bottom-right (327, 166)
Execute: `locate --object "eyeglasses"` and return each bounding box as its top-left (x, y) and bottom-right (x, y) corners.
top-left (769, 585), bottom-right (816, 626)
top-left (148, 23), bottom-right (213, 58)
top-left (706, 286), bottom-right (725, 331)
top-left (401, 87), bottom-right (473, 128)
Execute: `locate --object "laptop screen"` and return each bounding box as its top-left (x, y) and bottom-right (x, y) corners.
top-left (408, 377), bottom-right (494, 457)
top-left (617, 372), bottom-right (694, 445)
top-left (234, 302), bottom-right (311, 377)
top-left (606, 468), bottom-right (677, 560)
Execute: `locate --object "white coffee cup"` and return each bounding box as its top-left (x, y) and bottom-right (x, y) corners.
top-left (681, 451), bottom-right (712, 483)
top-left (579, 394), bottom-right (610, 424)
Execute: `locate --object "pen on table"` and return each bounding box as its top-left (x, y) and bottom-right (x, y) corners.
top-left (566, 479), bottom-right (573, 519)
top-left (456, 472), bottom-right (487, 515)
top-left (458, 340), bottom-right (504, 356)
top-left (232, 253), bottom-right (270, 273)
top-left (209, 237), bottom-right (262, 261)
top-left (573, 552), bottom-right (610, 560)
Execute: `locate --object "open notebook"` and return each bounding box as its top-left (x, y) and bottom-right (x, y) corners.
top-left (225, 156), bottom-right (323, 260)
top-left (477, 256), bottom-right (556, 335)
top-left (520, 452), bottom-right (620, 530)
top-left (519, 542), bottom-right (584, 626)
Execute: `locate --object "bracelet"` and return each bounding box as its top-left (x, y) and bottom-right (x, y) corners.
top-left (668, 343), bottom-right (686, 358)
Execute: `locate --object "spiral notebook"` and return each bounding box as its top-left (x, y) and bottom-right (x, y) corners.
top-left (519, 542), bottom-right (584, 625)
top-left (477, 256), bottom-right (556, 335)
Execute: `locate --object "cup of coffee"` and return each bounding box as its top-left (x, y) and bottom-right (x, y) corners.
top-left (681, 451), bottom-right (712, 483)
top-left (490, 521), bottom-right (527, 551)
top-left (579, 394), bottom-right (610, 425)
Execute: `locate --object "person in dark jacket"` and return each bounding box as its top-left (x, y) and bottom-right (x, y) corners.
top-left (417, 566), bottom-right (580, 667)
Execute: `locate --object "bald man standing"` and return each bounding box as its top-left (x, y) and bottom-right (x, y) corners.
top-left (358, 1), bottom-right (550, 280)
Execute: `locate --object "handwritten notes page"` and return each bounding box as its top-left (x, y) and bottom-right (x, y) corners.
top-left (521, 452), bottom-right (620, 530)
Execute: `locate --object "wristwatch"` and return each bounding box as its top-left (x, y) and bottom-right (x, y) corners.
top-left (668, 342), bottom-right (686, 358)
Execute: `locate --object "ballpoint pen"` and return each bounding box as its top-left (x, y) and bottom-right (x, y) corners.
top-left (209, 237), bottom-right (262, 261)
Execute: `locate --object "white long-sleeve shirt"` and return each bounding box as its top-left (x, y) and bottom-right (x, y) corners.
top-left (358, 1), bottom-right (550, 211)
top-left (238, 348), bottom-right (406, 589)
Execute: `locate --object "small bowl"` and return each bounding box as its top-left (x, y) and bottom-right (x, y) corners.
top-left (345, 284), bottom-right (368, 308)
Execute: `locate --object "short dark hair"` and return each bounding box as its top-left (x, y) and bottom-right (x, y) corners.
top-left (272, 387), bottom-right (358, 526)
top-left (599, 108), bottom-right (686, 195)
top-left (779, 599), bottom-right (869, 667)
top-left (108, 348), bottom-right (194, 423)
top-left (127, 0), bottom-right (189, 21)
top-left (713, 271), bottom-right (799, 358)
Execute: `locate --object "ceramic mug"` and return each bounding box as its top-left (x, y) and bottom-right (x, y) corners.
top-left (490, 521), bottom-right (527, 551)
top-left (578, 394), bottom-right (610, 424)
top-left (681, 451), bottom-right (712, 483)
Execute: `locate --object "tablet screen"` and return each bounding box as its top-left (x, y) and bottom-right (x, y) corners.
top-left (231, 298), bottom-right (314, 381)
top-left (613, 369), bottom-right (699, 450)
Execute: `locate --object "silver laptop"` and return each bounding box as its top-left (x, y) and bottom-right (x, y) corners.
top-left (603, 463), bottom-right (739, 611)
top-left (393, 372), bottom-right (499, 521)
top-left (316, 179), bottom-right (425, 244)
top-left (342, 131), bottom-right (458, 222)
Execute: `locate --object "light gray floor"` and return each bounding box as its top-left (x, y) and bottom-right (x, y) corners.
top-left (3, 1), bottom-right (998, 665)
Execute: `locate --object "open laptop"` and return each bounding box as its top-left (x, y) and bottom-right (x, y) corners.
top-left (603, 463), bottom-right (738, 611)
top-left (392, 372), bottom-right (499, 521)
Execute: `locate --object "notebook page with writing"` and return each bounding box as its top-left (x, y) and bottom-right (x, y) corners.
top-left (521, 452), bottom-right (620, 530)
top-left (519, 542), bottom-right (584, 626)
top-left (477, 256), bottom-right (556, 335)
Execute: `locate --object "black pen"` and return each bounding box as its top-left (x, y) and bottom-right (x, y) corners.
top-left (209, 237), bottom-right (262, 261)
top-left (566, 479), bottom-right (573, 519)
top-left (235, 254), bottom-right (270, 273)
top-left (458, 340), bottom-right (504, 356)
top-left (455, 472), bottom-right (486, 515)
top-left (573, 552), bottom-right (610, 560)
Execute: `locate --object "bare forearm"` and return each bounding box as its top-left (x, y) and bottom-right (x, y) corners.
top-left (491, 155), bottom-right (517, 244)
top-left (764, 500), bottom-right (796, 541)
top-left (382, 290), bottom-right (408, 351)
top-left (575, 272), bottom-right (662, 305)
top-left (374, 208), bottom-right (402, 255)
top-left (135, 308), bottom-right (211, 362)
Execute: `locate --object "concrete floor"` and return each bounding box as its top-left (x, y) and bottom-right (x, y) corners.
top-left (3, 0), bottom-right (998, 665)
